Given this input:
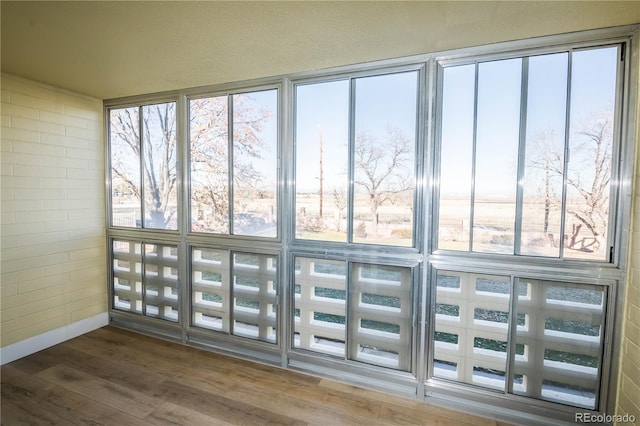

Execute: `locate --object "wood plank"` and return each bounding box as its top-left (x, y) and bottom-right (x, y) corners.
top-left (160, 379), bottom-right (307, 425)
top-left (36, 364), bottom-right (163, 419)
top-left (145, 401), bottom-right (235, 426)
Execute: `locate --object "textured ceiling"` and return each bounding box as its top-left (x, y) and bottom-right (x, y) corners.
top-left (2, 1), bottom-right (640, 100)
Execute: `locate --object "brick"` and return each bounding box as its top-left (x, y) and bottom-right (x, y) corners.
top-left (1, 114), bottom-right (10, 128)
top-left (10, 92), bottom-right (65, 114)
top-left (1, 151), bottom-right (42, 166)
top-left (65, 126), bottom-right (100, 141)
top-left (1, 289), bottom-right (47, 310)
top-left (1, 89), bottom-right (11, 103)
top-left (13, 164), bottom-right (67, 178)
top-left (17, 272), bottom-right (70, 294)
top-left (11, 117), bottom-right (65, 136)
top-left (0, 175), bottom-right (42, 189)
top-left (39, 132), bottom-right (90, 149)
top-left (0, 268), bottom-right (45, 286)
top-left (16, 230), bottom-right (68, 248)
top-left (1, 126), bottom-right (41, 144)
top-left (71, 303), bottom-right (107, 323)
top-left (1, 103), bottom-right (39, 120)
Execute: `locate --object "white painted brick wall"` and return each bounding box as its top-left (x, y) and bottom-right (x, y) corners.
top-left (1, 73), bottom-right (106, 347)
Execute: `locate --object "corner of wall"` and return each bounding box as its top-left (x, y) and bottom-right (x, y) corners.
top-left (1, 73), bottom-right (108, 359)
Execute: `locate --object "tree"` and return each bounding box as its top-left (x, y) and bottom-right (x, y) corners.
top-left (527, 110), bottom-right (613, 250)
top-left (353, 125), bottom-right (414, 237)
top-left (111, 104), bottom-right (178, 229)
top-left (110, 95), bottom-right (271, 232)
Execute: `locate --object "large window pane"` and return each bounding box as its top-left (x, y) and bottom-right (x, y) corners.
top-left (142, 103), bottom-right (178, 230)
top-left (512, 279), bottom-right (606, 409)
top-left (438, 65), bottom-right (475, 250)
top-left (190, 96), bottom-right (230, 234)
top-left (294, 257), bottom-right (347, 357)
top-left (564, 47), bottom-right (618, 260)
top-left (353, 72), bottom-right (417, 246)
top-left (110, 107), bottom-right (141, 227)
top-left (295, 81), bottom-right (349, 242)
top-left (521, 53), bottom-right (568, 257)
top-left (473, 59), bottom-right (522, 254)
top-left (233, 90), bottom-right (278, 237)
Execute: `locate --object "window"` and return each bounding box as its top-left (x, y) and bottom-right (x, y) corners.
top-left (189, 89), bottom-right (278, 237)
top-left (294, 257), bottom-right (414, 371)
top-left (109, 102), bottom-right (178, 230)
top-left (295, 71), bottom-right (418, 246)
top-left (106, 28), bottom-right (635, 424)
top-left (437, 47), bottom-right (619, 260)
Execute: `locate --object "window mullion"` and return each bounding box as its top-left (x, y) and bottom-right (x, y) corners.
top-left (469, 63), bottom-right (479, 252)
top-left (514, 58), bottom-right (530, 255)
top-left (139, 106), bottom-right (146, 228)
top-left (228, 95), bottom-right (235, 235)
top-left (347, 78), bottom-right (356, 244)
top-left (559, 51), bottom-right (574, 259)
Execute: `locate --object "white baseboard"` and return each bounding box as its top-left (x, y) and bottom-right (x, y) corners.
top-left (0, 312), bottom-right (109, 365)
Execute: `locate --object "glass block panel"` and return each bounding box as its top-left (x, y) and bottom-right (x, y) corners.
top-left (232, 252), bottom-right (278, 343)
top-left (143, 243), bottom-right (179, 322)
top-left (349, 263), bottom-right (413, 371)
top-left (294, 257), bottom-right (347, 357)
top-left (512, 278), bottom-right (606, 409)
top-left (191, 247), bottom-right (230, 331)
top-left (433, 271), bottom-right (511, 390)
top-left (112, 240), bottom-right (142, 313)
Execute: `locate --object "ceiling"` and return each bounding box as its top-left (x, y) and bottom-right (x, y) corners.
top-left (2, 1), bottom-right (640, 100)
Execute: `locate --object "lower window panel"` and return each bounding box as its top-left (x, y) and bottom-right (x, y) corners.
top-left (431, 269), bottom-right (607, 410)
top-left (112, 240), bottom-right (179, 322)
top-left (191, 247), bottom-right (278, 344)
top-left (512, 278), bottom-right (606, 410)
top-left (293, 256), bottom-right (414, 372)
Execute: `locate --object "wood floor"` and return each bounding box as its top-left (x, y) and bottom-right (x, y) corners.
top-left (1, 326), bottom-right (508, 425)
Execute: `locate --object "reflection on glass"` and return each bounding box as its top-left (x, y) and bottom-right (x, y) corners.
top-left (192, 247), bottom-right (230, 331)
top-left (110, 107), bottom-right (141, 227)
top-left (564, 47), bottom-right (618, 260)
top-left (349, 263), bottom-right (412, 371)
top-left (473, 58), bottom-right (521, 254)
top-left (190, 96), bottom-right (229, 234)
top-left (353, 72), bottom-right (417, 246)
top-left (143, 243), bottom-right (179, 322)
top-left (295, 81), bottom-right (349, 242)
top-left (142, 103), bottom-right (177, 229)
top-left (438, 64), bottom-right (475, 251)
top-left (233, 90), bottom-right (278, 237)
top-left (521, 53), bottom-right (568, 257)
top-left (432, 271), bottom-right (510, 390)
top-left (512, 279), bottom-right (606, 409)
top-left (232, 252), bottom-right (278, 343)
top-left (294, 257), bottom-right (346, 357)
